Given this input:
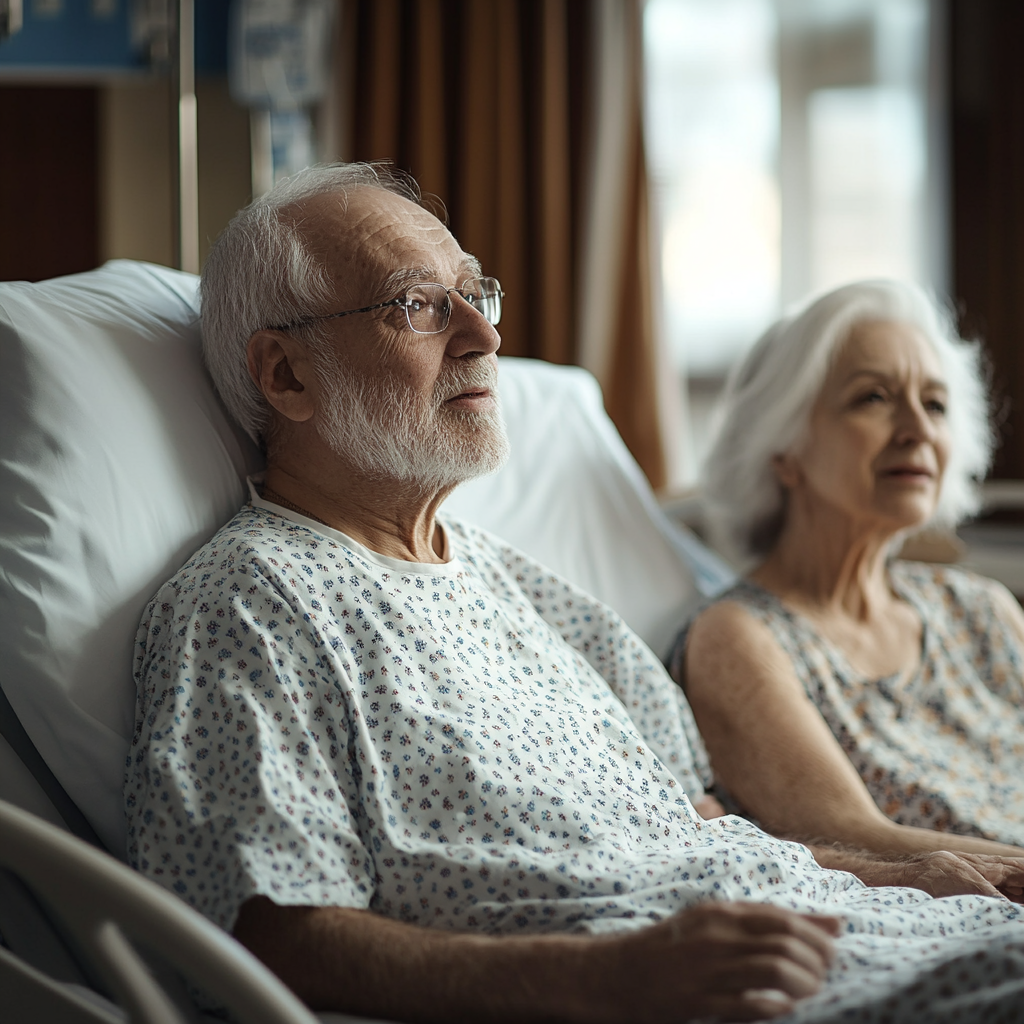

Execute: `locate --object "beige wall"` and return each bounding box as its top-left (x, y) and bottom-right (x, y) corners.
top-left (99, 76), bottom-right (251, 271)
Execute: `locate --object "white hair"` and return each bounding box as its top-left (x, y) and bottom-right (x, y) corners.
top-left (313, 345), bottom-right (510, 492)
top-left (200, 162), bottom-right (423, 445)
top-left (703, 279), bottom-right (994, 566)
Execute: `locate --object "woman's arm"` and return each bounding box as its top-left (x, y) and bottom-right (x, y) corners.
top-left (683, 601), bottom-right (1024, 860)
top-left (987, 578), bottom-right (1024, 660)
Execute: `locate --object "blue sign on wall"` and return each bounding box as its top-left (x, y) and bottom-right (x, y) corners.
top-left (0, 0), bottom-right (230, 76)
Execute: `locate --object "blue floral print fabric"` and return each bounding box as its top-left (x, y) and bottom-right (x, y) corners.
top-left (126, 503), bottom-right (1024, 1021)
top-left (126, 497), bottom-right (714, 934)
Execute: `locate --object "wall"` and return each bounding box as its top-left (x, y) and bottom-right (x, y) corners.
top-left (99, 76), bottom-right (251, 271)
top-left (0, 75), bottom-right (251, 282)
top-left (950, 0), bottom-right (1024, 481)
top-left (0, 84), bottom-right (99, 281)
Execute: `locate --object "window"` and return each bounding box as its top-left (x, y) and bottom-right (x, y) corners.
top-left (645, 0), bottom-right (938, 484)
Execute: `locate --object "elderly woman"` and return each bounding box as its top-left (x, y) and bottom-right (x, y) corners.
top-left (672, 279), bottom-right (1024, 865)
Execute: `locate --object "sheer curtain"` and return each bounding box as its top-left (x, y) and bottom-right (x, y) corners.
top-left (329, 0), bottom-right (676, 488)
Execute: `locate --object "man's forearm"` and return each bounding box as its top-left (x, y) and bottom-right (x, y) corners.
top-left (233, 895), bottom-right (838, 1024)
top-left (234, 896), bottom-right (590, 1023)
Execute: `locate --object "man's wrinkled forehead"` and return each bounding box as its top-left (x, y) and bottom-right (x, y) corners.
top-left (291, 187), bottom-right (467, 304)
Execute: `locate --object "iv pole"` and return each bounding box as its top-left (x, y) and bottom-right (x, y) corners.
top-left (171, 0), bottom-right (199, 275)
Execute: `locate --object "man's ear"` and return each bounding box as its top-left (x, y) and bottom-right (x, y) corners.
top-left (771, 451), bottom-right (802, 489)
top-left (246, 330), bottom-right (317, 423)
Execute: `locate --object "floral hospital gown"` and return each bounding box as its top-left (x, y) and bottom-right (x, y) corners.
top-left (673, 562), bottom-right (1024, 845)
top-left (126, 497), bottom-right (1024, 1021)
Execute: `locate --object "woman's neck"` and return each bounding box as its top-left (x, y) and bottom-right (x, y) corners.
top-left (751, 507), bottom-right (900, 624)
top-left (748, 499), bottom-right (925, 681)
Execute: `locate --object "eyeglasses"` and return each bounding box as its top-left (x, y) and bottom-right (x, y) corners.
top-left (268, 276), bottom-right (503, 335)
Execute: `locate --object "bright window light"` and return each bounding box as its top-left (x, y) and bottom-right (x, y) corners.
top-left (645, 0), bottom-right (779, 377)
top-left (644, 0), bottom-right (937, 483)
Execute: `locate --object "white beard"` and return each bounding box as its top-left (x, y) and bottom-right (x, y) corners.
top-left (312, 351), bottom-right (511, 492)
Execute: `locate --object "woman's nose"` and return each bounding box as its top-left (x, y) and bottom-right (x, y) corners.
top-left (893, 397), bottom-right (935, 444)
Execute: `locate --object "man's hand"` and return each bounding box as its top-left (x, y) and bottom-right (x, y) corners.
top-left (596, 903), bottom-right (839, 1023)
top-left (892, 851), bottom-right (1024, 902)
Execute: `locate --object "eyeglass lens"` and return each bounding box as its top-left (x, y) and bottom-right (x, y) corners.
top-left (404, 278), bottom-right (502, 333)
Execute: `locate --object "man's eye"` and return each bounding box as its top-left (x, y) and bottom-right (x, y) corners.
top-left (405, 293), bottom-right (439, 313)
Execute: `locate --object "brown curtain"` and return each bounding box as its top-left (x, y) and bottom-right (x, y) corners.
top-left (574, 0), bottom-right (672, 490)
top-left (332, 0), bottom-right (669, 487)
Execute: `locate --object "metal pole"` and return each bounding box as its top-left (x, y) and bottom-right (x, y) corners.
top-left (176, 0), bottom-right (200, 274)
top-left (250, 109), bottom-right (274, 198)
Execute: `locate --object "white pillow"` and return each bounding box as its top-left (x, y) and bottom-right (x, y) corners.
top-left (443, 358), bottom-right (726, 659)
top-left (0, 261), bottom-right (262, 856)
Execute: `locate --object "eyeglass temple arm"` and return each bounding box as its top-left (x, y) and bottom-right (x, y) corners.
top-left (267, 298), bottom-right (403, 333)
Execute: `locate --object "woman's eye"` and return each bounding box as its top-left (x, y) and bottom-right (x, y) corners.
top-left (926, 398), bottom-right (947, 415)
top-left (857, 390), bottom-right (886, 405)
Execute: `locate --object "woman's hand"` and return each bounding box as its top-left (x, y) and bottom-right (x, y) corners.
top-left (897, 851), bottom-right (1024, 902)
top-left (812, 847), bottom-right (1024, 901)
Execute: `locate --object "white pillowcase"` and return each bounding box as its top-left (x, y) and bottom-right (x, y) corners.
top-left (0, 261), bottom-right (261, 855)
top-left (444, 359), bottom-right (719, 661)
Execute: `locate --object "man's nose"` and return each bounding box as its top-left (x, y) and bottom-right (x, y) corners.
top-left (446, 291), bottom-right (501, 357)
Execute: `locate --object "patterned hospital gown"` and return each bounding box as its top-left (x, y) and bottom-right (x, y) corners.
top-left (673, 562), bottom-right (1024, 845)
top-left (126, 499), bottom-right (1024, 1021)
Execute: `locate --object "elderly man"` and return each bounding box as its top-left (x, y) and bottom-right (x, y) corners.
top-left (127, 163), bottom-right (1024, 1023)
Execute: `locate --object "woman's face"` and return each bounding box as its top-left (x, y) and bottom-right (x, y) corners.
top-left (776, 319), bottom-right (951, 536)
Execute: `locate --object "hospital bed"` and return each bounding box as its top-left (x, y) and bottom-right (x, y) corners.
top-left (0, 260), bottom-right (732, 1023)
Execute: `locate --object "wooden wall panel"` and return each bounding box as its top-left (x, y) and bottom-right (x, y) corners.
top-left (950, 0), bottom-right (1024, 478)
top-left (0, 85), bottom-right (99, 282)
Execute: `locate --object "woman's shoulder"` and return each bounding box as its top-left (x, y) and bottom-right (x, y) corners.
top-left (893, 560), bottom-right (1024, 674)
top-left (668, 580), bottom-right (795, 681)
top-left (891, 558), bottom-right (1024, 643)
top-left (691, 579), bottom-right (801, 637)
top-left (891, 559), bottom-right (1015, 610)
top-left (697, 578), bottom-right (788, 616)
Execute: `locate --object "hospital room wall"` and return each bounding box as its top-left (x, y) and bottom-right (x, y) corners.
top-left (99, 76), bottom-right (251, 271)
top-left (949, 0), bottom-right (1024, 481)
top-left (0, 76), bottom-right (250, 282)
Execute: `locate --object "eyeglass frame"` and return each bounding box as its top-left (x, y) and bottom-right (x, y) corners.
top-left (265, 276), bottom-right (504, 335)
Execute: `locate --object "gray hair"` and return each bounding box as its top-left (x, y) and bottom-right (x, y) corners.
top-left (703, 279), bottom-right (994, 566)
top-left (200, 162), bottom-right (424, 445)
